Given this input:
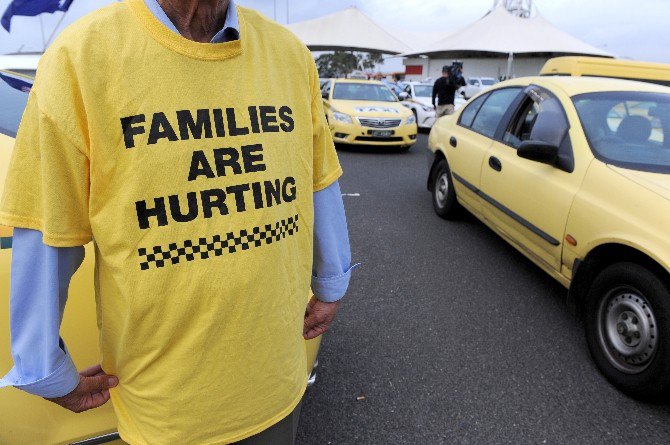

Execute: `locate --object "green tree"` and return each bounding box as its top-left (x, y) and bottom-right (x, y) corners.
top-left (315, 51), bottom-right (359, 78)
top-left (358, 51), bottom-right (384, 70)
top-left (315, 51), bottom-right (387, 78)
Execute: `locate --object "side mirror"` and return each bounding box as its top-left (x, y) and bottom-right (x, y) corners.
top-left (398, 92), bottom-right (410, 100)
top-left (322, 91), bottom-right (329, 99)
top-left (518, 140), bottom-right (559, 165)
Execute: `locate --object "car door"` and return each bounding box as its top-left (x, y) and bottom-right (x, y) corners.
top-left (447, 87), bottom-right (523, 213)
top-left (478, 85), bottom-right (585, 272)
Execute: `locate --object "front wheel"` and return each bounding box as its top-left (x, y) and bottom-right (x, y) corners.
top-left (585, 262), bottom-right (670, 400)
top-left (431, 159), bottom-right (461, 219)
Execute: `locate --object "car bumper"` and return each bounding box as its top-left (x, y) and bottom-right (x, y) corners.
top-left (330, 121), bottom-right (418, 147)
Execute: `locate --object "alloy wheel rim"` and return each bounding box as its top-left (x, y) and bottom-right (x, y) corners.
top-left (597, 286), bottom-right (658, 374)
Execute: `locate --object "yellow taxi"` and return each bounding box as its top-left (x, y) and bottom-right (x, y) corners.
top-left (0, 70), bottom-right (322, 444)
top-left (321, 79), bottom-right (418, 150)
top-left (427, 75), bottom-right (670, 399)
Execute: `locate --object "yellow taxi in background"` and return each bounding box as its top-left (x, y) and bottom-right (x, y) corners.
top-left (0, 70), bottom-right (322, 444)
top-left (427, 75), bottom-right (670, 400)
top-left (321, 79), bottom-right (418, 150)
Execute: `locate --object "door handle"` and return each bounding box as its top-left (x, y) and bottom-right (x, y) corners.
top-left (450, 136), bottom-right (457, 148)
top-left (489, 156), bottom-right (502, 172)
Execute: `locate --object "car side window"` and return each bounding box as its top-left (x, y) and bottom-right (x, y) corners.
top-left (504, 88), bottom-right (570, 149)
top-left (458, 93), bottom-right (489, 128)
top-left (504, 87), bottom-right (575, 172)
top-left (470, 88), bottom-right (523, 138)
top-left (404, 85), bottom-right (412, 95)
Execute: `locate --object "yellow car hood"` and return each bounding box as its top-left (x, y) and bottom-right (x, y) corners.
top-left (330, 100), bottom-right (411, 118)
top-left (610, 165), bottom-right (670, 200)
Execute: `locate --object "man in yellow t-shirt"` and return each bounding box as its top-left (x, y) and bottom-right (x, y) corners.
top-left (0, 0), bottom-right (355, 443)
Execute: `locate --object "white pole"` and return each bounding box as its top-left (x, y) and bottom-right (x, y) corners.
top-left (273, 0), bottom-right (277, 21)
top-left (286, 0), bottom-right (289, 24)
top-left (45, 12), bottom-right (69, 48)
top-left (39, 15), bottom-right (46, 51)
top-left (506, 52), bottom-right (514, 79)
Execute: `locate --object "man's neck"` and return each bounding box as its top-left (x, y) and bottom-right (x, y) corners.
top-left (157, 0), bottom-right (230, 43)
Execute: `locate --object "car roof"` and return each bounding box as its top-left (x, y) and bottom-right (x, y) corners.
top-left (332, 79), bottom-right (384, 85)
top-left (0, 53), bottom-right (41, 71)
top-left (493, 75), bottom-right (670, 97)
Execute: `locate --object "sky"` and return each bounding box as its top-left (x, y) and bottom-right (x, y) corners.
top-left (0, 0), bottom-right (669, 66)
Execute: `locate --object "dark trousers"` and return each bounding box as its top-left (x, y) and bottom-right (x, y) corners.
top-left (234, 402), bottom-right (302, 445)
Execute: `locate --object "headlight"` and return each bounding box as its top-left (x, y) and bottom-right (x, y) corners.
top-left (406, 114), bottom-right (417, 125)
top-left (422, 105), bottom-right (435, 112)
top-left (332, 112), bottom-right (353, 124)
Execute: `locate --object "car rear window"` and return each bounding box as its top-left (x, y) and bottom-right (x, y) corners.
top-left (0, 72), bottom-right (31, 137)
top-left (470, 87), bottom-right (523, 138)
top-left (459, 93), bottom-right (489, 128)
top-left (574, 90), bottom-right (670, 173)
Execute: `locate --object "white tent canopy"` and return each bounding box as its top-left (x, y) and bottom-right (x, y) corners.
top-left (402, 6), bottom-right (613, 58)
top-left (287, 7), bottom-right (413, 55)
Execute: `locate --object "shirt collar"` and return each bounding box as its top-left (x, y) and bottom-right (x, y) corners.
top-left (143, 0), bottom-right (240, 43)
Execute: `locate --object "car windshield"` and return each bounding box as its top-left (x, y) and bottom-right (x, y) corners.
top-left (413, 85), bottom-right (432, 97)
top-left (481, 79), bottom-right (496, 86)
top-left (332, 83), bottom-right (397, 102)
top-left (0, 72), bottom-right (31, 137)
top-left (573, 91), bottom-right (670, 173)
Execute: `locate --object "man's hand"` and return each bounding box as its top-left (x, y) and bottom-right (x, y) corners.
top-left (303, 296), bottom-right (341, 340)
top-left (46, 364), bottom-right (118, 413)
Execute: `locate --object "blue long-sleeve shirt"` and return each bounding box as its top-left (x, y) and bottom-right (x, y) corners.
top-left (1, 0), bottom-right (355, 399)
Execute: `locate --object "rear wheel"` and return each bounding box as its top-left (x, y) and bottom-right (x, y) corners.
top-left (431, 159), bottom-right (461, 219)
top-left (585, 262), bottom-right (670, 400)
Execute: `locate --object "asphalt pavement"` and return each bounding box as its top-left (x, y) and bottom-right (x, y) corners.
top-left (296, 133), bottom-right (670, 445)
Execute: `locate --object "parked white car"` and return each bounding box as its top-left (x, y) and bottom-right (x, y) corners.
top-left (399, 82), bottom-right (467, 129)
top-left (0, 53), bottom-right (41, 78)
top-left (462, 77), bottom-right (497, 99)
top-left (398, 82), bottom-right (436, 129)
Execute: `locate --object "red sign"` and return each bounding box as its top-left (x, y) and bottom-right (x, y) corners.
top-left (405, 65), bottom-right (423, 75)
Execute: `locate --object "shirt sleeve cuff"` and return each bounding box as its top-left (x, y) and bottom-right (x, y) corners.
top-left (0, 349), bottom-right (79, 398)
top-left (312, 263), bottom-right (360, 303)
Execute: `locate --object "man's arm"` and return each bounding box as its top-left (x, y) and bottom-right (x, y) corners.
top-left (432, 80), bottom-right (439, 107)
top-left (304, 180), bottom-right (357, 340)
top-left (1, 229), bottom-right (117, 411)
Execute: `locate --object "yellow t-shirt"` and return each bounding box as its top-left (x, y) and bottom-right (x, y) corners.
top-left (0, 1), bottom-right (342, 443)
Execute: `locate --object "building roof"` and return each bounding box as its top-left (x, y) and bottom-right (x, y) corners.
top-left (401, 6), bottom-right (613, 58)
top-left (286, 7), bottom-right (413, 55)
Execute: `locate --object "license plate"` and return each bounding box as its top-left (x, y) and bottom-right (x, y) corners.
top-left (370, 130), bottom-right (393, 137)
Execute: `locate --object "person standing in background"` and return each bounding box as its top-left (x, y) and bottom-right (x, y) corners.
top-left (432, 64), bottom-right (466, 118)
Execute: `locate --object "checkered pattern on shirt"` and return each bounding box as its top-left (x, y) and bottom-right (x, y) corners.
top-left (138, 214), bottom-right (299, 270)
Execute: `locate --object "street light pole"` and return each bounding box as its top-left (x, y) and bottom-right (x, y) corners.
top-left (273, 0), bottom-right (277, 21)
top-left (286, 0), bottom-right (289, 24)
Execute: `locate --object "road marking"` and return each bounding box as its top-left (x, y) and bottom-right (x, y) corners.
top-left (342, 193), bottom-right (361, 197)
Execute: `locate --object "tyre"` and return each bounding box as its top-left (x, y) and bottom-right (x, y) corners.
top-left (585, 262), bottom-right (670, 400)
top-left (431, 159), bottom-right (461, 219)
